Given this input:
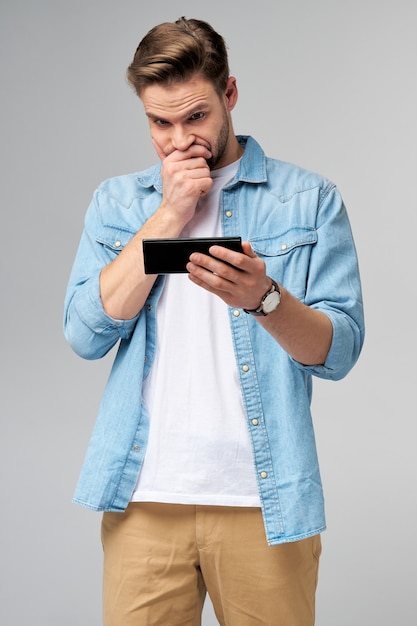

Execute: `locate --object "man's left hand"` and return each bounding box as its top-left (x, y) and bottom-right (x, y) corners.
top-left (186, 241), bottom-right (271, 310)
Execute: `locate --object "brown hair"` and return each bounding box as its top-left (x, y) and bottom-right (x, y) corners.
top-left (126, 17), bottom-right (230, 96)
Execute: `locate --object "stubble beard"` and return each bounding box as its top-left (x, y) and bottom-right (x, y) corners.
top-left (206, 110), bottom-right (230, 170)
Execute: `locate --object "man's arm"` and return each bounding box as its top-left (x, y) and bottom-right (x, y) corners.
top-left (99, 143), bottom-right (213, 320)
top-left (186, 241), bottom-right (332, 366)
top-left (257, 285), bottom-right (333, 366)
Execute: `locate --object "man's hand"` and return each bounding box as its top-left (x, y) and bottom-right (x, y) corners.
top-left (186, 241), bottom-right (271, 310)
top-left (99, 139), bottom-right (214, 321)
top-left (153, 138), bottom-right (214, 227)
top-left (187, 240), bottom-right (333, 366)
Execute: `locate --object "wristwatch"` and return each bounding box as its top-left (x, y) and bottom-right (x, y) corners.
top-left (244, 278), bottom-right (281, 316)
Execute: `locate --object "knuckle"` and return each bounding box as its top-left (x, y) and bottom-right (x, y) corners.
top-left (211, 274), bottom-right (223, 289)
top-left (232, 254), bottom-right (246, 269)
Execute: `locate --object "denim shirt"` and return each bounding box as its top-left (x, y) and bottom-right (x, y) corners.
top-left (64, 136), bottom-right (364, 545)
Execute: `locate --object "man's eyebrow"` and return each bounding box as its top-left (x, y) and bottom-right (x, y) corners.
top-left (145, 112), bottom-right (164, 121)
top-left (145, 103), bottom-right (211, 121)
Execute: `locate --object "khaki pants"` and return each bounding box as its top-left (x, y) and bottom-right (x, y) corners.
top-left (101, 502), bottom-right (321, 626)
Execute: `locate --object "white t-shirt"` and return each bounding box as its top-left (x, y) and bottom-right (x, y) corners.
top-left (132, 160), bottom-right (261, 507)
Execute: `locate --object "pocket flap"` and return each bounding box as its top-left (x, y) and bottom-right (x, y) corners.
top-left (250, 227), bottom-right (317, 257)
top-left (96, 225), bottom-right (136, 251)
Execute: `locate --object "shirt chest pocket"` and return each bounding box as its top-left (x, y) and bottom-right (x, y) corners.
top-left (250, 227), bottom-right (317, 301)
top-left (96, 225), bottom-right (136, 259)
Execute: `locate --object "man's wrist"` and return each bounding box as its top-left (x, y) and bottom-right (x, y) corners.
top-left (244, 278), bottom-right (281, 316)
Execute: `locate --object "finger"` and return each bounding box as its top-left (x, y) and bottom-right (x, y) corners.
top-left (207, 242), bottom-right (256, 268)
top-left (187, 261), bottom-right (231, 292)
top-left (188, 253), bottom-right (241, 285)
top-left (206, 246), bottom-right (248, 271)
top-left (169, 144), bottom-right (213, 163)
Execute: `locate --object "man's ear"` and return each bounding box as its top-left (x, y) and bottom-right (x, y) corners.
top-left (224, 76), bottom-right (239, 111)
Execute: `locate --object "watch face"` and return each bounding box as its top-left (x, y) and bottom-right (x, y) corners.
top-left (263, 291), bottom-right (280, 314)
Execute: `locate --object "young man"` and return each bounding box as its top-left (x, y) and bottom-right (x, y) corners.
top-left (64, 17), bottom-right (364, 626)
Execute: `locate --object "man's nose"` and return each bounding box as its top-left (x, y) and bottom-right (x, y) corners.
top-left (171, 126), bottom-right (195, 152)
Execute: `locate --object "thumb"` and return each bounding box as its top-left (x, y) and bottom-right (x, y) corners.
top-left (242, 241), bottom-right (256, 258)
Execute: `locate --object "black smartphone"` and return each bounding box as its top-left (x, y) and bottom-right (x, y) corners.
top-left (142, 236), bottom-right (243, 274)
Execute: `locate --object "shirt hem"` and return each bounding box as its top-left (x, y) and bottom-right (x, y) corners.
top-left (130, 491), bottom-right (262, 508)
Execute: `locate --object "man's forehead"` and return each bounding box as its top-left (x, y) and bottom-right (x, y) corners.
top-left (141, 77), bottom-right (219, 116)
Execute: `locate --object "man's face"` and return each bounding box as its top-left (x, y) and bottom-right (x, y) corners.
top-left (141, 75), bottom-right (237, 170)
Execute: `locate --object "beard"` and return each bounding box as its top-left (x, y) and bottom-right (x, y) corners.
top-left (205, 108), bottom-right (230, 170)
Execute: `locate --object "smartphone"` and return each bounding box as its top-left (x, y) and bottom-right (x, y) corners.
top-left (142, 236), bottom-right (243, 274)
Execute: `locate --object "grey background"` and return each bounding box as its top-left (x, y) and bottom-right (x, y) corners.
top-left (1, 0), bottom-right (416, 624)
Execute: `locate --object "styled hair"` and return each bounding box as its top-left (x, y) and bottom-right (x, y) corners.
top-left (126, 17), bottom-right (230, 96)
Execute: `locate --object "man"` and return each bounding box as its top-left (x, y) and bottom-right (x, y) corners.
top-left (64, 17), bottom-right (364, 626)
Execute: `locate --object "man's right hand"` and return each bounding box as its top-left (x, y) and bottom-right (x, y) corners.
top-left (99, 141), bottom-right (214, 321)
top-left (153, 139), bottom-right (214, 227)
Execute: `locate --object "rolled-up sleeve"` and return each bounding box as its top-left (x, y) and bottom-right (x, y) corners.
top-left (292, 184), bottom-right (365, 380)
top-left (63, 188), bottom-right (140, 360)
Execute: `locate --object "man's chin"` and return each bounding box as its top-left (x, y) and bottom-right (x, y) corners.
top-left (207, 154), bottom-right (222, 170)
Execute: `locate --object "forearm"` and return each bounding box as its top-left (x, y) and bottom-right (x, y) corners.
top-left (258, 286), bottom-right (333, 366)
top-left (187, 243), bottom-right (333, 366)
top-left (99, 205), bottom-right (188, 320)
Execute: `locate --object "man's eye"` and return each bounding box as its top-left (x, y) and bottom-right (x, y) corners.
top-left (190, 112), bottom-right (205, 121)
top-left (155, 119), bottom-right (169, 126)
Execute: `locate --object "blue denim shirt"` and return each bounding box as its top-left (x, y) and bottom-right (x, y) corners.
top-left (64, 136), bottom-right (364, 545)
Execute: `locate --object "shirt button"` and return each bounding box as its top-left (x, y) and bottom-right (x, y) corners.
top-left (225, 210), bottom-right (233, 218)
top-left (281, 244), bottom-right (287, 251)
top-left (252, 419), bottom-right (259, 426)
top-left (114, 240), bottom-right (122, 248)
top-left (242, 364), bottom-right (249, 372)
top-left (133, 445), bottom-right (140, 452)
top-left (147, 304), bottom-right (152, 311)
top-left (260, 471), bottom-right (268, 479)
top-left (233, 309), bottom-right (240, 317)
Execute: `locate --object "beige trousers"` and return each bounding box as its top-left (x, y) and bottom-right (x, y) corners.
top-left (101, 502), bottom-right (321, 626)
